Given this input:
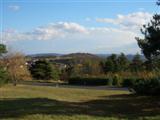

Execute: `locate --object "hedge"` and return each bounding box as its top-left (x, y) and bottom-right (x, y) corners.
top-left (68, 76), bottom-right (160, 96)
top-left (122, 78), bottom-right (136, 87)
top-left (68, 77), bottom-right (111, 86)
top-left (132, 78), bottom-right (160, 96)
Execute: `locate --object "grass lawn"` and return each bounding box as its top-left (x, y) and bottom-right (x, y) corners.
top-left (0, 84), bottom-right (160, 120)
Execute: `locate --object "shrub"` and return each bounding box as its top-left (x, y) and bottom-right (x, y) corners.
top-left (122, 78), bottom-right (136, 87)
top-left (132, 78), bottom-right (160, 96)
top-left (108, 77), bottom-right (113, 86)
top-left (112, 74), bottom-right (122, 86)
top-left (68, 76), bottom-right (110, 86)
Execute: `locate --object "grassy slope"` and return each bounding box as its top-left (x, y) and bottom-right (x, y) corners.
top-left (0, 84), bottom-right (160, 120)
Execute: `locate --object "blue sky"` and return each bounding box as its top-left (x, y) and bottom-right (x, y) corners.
top-left (1, 0), bottom-right (159, 54)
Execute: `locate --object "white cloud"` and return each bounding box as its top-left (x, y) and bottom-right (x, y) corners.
top-left (88, 27), bottom-right (138, 46)
top-left (1, 22), bottom-right (88, 42)
top-left (1, 22), bottom-right (137, 44)
top-left (8, 5), bottom-right (20, 11)
top-left (96, 12), bottom-right (152, 31)
top-left (94, 43), bottom-right (140, 54)
top-left (50, 22), bottom-right (88, 34)
top-left (1, 21), bottom-right (141, 54)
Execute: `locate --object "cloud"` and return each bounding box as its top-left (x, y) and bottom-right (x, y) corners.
top-left (50, 22), bottom-right (88, 34)
top-left (8, 5), bottom-right (20, 11)
top-left (96, 12), bottom-right (152, 31)
top-left (1, 20), bottom-right (141, 54)
top-left (1, 22), bottom-right (137, 44)
top-left (94, 43), bottom-right (140, 54)
top-left (88, 27), bottom-right (139, 47)
top-left (2, 22), bottom-right (88, 42)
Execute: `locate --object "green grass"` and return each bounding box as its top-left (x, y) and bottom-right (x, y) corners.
top-left (0, 84), bottom-right (160, 120)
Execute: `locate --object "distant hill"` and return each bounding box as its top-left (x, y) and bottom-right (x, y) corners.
top-left (27, 53), bottom-right (63, 58)
top-left (59, 53), bottom-right (102, 65)
top-left (62, 53), bottom-right (101, 60)
top-left (96, 54), bottom-right (146, 61)
top-left (126, 54), bottom-right (146, 61)
top-left (27, 53), bottom-right (146, 62)
top-left (27, 53), bottom-right (102, 65)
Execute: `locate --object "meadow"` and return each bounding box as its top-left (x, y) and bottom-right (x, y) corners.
top-left (0, 84), bottom-right (160, 120)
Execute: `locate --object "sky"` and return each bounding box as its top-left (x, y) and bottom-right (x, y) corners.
top-left (0, 0), bottom-right (159, 55)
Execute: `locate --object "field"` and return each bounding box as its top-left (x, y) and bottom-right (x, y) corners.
top-left (0, 84), bottom-right (160, 120)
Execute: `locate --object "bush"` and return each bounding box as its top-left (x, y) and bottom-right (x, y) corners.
top-left (108, 77), bottom-right (113, 86)
top-left (132, 78), bottom-right (160, 96)
top-left (0, 67), bottom-right (9, 86)
top-left (68, 77), bottom-right (111, 86)
top-left (112, 74), bottom-right (122, 86)
top-left (122, 78), bottom-right (136, 87)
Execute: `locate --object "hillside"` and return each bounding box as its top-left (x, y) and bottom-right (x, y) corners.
top-left (27, 53), bottom-right (145, 60)
top-left (62, 53), bottom-right (101, 60)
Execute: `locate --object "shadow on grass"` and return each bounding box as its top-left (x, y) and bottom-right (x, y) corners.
top-left (0, 94), bottom-right (160, 119)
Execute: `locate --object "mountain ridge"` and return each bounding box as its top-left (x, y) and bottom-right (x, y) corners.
top-left (27, 52), bottom-right (146, 61)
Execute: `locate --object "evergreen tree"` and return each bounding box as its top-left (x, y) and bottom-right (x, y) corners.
top-left (0, 44), bottom-right (8, 86)
top-left (136, 1), bottom-right (160, 70)
top-left (130, 54), bottom-right (143, 72)
top-left (104, 54), bottom-right (118, 73)
top-left (136, 14), bottom-right (160, 60)
top-left (30, 60), bottom-right (58, 80)
top-left (0, 44), bottom-right (7, 56)
top-left (117, 53), bottom-right (130, 72)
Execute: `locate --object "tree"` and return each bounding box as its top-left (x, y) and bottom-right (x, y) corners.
top-left (104, 58), bottom-right (115, 73)
top-left (81, 60), bottom-right (101, 75)
top-left (117, 53), bottom-right (130, 72)
top-left (0, 67), bottom-right (9, 86)
top-left (103, 54), bottom-right (119, 73)
top-left (52, 65), bottom-right (60, 80)
top-left (5, 53), bottom-right (31, 86)
top-left (136, 14), bottom-right (160, 60)
top-left (0, 44), bottom-right (7, 56)
top-left (29, 60), bottom-right (58, 80)
top-left (0, 44), bottom-right (9, 86)
top-left (131, 0), bottom-right (160, 96)
top-left (63, 64), bottom-right (74, 79)
top-left (130, 54), bottom-right (143, 72)
top-left (136, 1), bottom-right (160, 71)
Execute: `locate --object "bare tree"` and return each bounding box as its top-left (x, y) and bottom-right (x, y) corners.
top-left (4, 52), bottom-right (31, 86)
